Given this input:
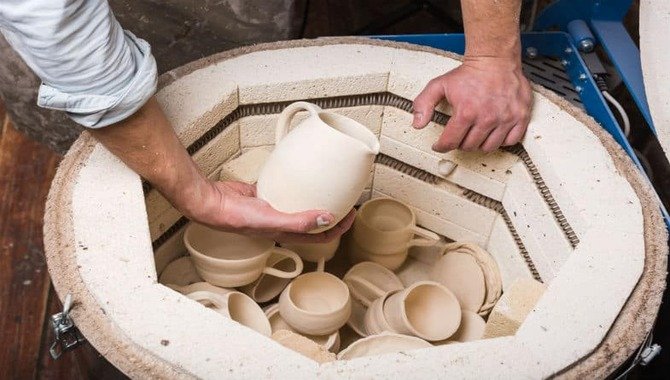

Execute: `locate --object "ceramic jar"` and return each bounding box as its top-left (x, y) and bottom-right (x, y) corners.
top-left (256, 101), bottom-right (380, 232)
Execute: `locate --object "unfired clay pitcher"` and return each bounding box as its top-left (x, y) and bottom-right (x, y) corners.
top-left (256, 101), bottom-right (380, 232)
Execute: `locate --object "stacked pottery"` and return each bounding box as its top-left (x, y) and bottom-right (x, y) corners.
top-left (347, 198), bottom-right (441, 270)
top-left (155, 101), bottom-right (506, 360)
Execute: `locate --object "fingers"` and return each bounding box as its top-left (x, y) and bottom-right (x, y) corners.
top-left (413, 76), bottom-right (447, 129)
top-left (432, 111), bottom-right (474, 152)
top-left (502, 122), bottom-right (528, 146)
top-left (272, 209), bottom-right (357, 244)
top-left (480, 125), bottom-right (511, 152)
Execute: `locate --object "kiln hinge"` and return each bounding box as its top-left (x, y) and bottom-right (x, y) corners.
top-left (49, 294), bottom-right (86, 359)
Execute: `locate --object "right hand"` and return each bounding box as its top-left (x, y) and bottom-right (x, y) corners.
top-left (182, 179), bottom-right (356, 244)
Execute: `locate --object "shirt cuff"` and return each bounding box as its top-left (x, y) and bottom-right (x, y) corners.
top-left (36, 31), bottom-right (158, 129)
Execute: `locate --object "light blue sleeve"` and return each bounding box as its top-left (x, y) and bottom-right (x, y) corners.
top-left (0, 0), bottom-right (157, 128)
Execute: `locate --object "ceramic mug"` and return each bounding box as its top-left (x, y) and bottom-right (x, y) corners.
top-left (278, 271), bottom-right (352, 335)
top-left (158, 256), bottom-right (203, 286)
top-left (282, 236), bottom-right (341, 263)
top-left (343, 261), bottom-right (404, 307)
top-left (346, 236), bottom-right (409, 271)
top-left (256, 101), bottom-right (380, 233)
top-left (171, 282), bottom-right (271, 336)
top-left (363, 293), bottom-right (394, 335)
top-left (239, 251), bottom-right (300, 303)
top-left (184, 223), bottom-right (303, 287)
top-left (264, 303), bottom-right (340, 353)
top-left (352, 198), bottom-right (440, 254)
top-left (382, 281), bottom-right (461, 342)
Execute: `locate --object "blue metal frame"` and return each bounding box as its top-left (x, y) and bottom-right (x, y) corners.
top-left (374, 27), bottom-right (670, 227)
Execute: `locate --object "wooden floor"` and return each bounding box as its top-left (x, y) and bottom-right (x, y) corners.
top-left (0, 107), bottom-right (126, 379)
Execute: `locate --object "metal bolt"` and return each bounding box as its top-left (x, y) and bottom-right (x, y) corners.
top-left (564, 47), bottom-right (573, 54)
top-left (561, 59), bottom-right (569, 66)
top-left (640, 344), bottom-right (662, 366)
top-left (525, 47), bottom-right (538, 59)
top-left (578, 73), bottom-right (587, 81)
top-left (575, 85), bottom-right (583, 93)
top-left (579, 39), bottom-right (595, 53)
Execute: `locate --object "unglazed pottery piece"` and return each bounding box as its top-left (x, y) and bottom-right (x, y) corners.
top-left (343, 261), bottom-right (404, 307)
top-left (429, 251), bottom-right (487, 312)
top-left (282, 236), bottom-right (341, 263)
top-left (279, 271), bottom-right (352, 335)
top-left (346, 298), bottom-right (369, 337)
top-left (336, 332), bottom-right (432, 360)
top-left (352, 197), bottom-right (440, 254)
top-left (239, 251), bottom-right (299, 303)
top-left (271, 330), bottom-right (336, 364)
top-left (346, 236), bottom-right (409, 271)
top-left (395, 257), bottom-right (432, 287)
top-left (172, 283), bottom-right (271, 336)
top-left (382, 281), bottom-right (461, 342)
top-left (158, 256), bottom-right (203, 286)
top-left (439, 242), bottom-right (503, 316)
top-left (445, 311), bottom-right (486, 343)
top-left (184, 223), bottom-right (304, 287)
top-left (219, 146), bottom-right (272, 184)
top-left (363, 293), bottom-right (394, 335)
top-left (264, 303), bottom-right (340, 353)
top-left (256, 101), bottom-right (380, 232)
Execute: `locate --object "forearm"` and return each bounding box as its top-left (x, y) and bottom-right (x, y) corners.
top-left (89, 97), bottom-right (209, 218)
top-left (461, 0), bottom-right (522, 63)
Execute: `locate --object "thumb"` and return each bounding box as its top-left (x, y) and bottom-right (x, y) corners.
top-left (235, 196), bottom-right (335, 233)
top-left (412, 76), bottom-right (447, 129)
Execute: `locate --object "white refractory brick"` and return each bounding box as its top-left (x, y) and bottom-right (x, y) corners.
top-left (502, 161), bottom-right (574, 283)
top-left (371, 165), bottom-right (497, 240)
top-left (483, 278), bottom-right (546, 339)
top-left (207, 45), bottom-right (394, 104)
top-left (156, 74), bottom-right (238, 148)
top-left (154, 226), bottom-right (187, 276)
top-left (516, 227), bottom-right (644, 376)
top-left (522, 95), bottom-right (643, 236)
top-left (486, 215), bottom-right (534, 290)
top-left (192, 122), bottom-right (240, 176)
top-left (239, 106), bottom-right (384, 148)
top-left (387, 48), bottom-right (460, 114)
top-left (219, 146), bottom-right (272, 183)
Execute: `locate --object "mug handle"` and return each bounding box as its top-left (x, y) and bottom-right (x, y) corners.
top-left (346, 275), bottom-right (387, 308)
top-left (262, 247), bottom-right (304, 278)
top-left (276, 101), bottom-right (322, 143)
top-left (408, 225), bottom-right (441, 247)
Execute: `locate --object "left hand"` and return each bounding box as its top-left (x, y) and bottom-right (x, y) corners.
top-left (412, 57), bottom-right (533, 153)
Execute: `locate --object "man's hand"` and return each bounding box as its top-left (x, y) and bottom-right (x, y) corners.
top-left (183, 179), bottom-right (356, 244)
top-left (412, 57), bottom-right (532, 153)
top-left (90, 97), bottom-right (355, 245)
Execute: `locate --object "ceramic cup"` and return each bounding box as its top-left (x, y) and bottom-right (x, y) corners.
top-left (279, 271), bottom-right (352, 335)
top-left (352, 198), bottom-right (440, 254)
top-left (264, 303), bottom-right (340, 353)
top-left (343, 261), bottom-right (404, 307)
top-left (184, 223), bottom-right (304, 287)
top-left (282, 236), bottom-right (341, 263)
top-left (158, 256), bottom-right (203, 286)
top-left (336, 332), bottom-right (432, 360)
top-left (382, 281), bottom-right (461, 342)
top-left (239, 251), bottom-right (299, 303)
top-left (171, 282), bottom-right (271, 336)
top-left (346, 236), bottom-right (409, 271)
top-left (363, 293), bottom-right (394, 335)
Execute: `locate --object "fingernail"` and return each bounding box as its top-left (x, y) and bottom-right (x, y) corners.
top-left (316, 214), bottom-right (332, 227)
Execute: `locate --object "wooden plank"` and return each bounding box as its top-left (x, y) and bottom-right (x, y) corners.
top-left (0, 121), bottom-right (60, 379)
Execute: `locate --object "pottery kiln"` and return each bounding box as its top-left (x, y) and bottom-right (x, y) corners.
top-left (44, 38), bottom-right (667, 378)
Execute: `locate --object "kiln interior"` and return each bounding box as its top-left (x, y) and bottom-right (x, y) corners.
top-left (47, 40), bottom-right (665, 379)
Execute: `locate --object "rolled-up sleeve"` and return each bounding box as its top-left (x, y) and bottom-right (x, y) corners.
top-left (0, 0), bottom-right (157, 128)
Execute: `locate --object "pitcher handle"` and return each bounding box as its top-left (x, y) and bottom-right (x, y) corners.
top-left (408, 225), bottom-right (440, 247)
top-left (276, 101), bottom-right (323, 143)
top-left (262, 247), bottom-right (304, 278)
